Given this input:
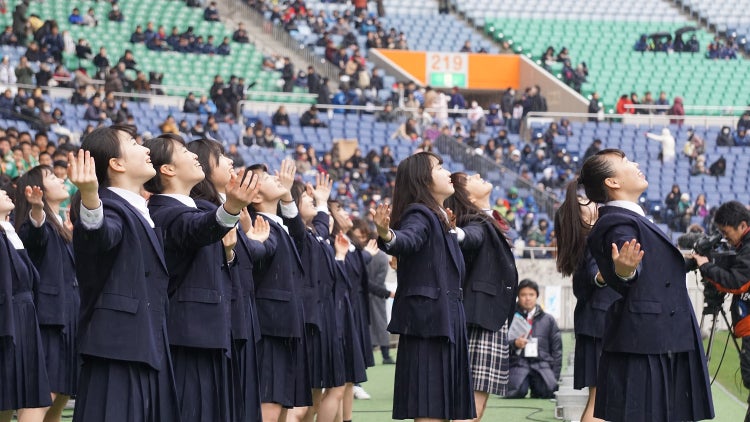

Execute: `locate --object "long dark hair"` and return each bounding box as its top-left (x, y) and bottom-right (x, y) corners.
top-left (555, 181), bottom-right (593, 276)
top-left (187, 138), bottom-right (224, 206)
top-left (444, 172), bottom-right (504, 234)
top-left (578, 148), bottom-right (624, 203)
top-left (80, 124), bottom-right (138, 188)
top-left (14, 165), bottom-right (72, 242)
top-left (390, 151), bottom-right (449, 230)
top-left (143, 133), bottom-right (186, 194)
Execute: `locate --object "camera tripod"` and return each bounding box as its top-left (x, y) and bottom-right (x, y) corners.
top-left (700, 287), bottom-right (741, 361)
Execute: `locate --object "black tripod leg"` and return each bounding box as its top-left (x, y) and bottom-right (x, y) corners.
top-left (720, 309), bottom-right (743, 355)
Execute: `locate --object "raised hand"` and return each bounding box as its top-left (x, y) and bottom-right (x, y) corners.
top-left (611, 239), bottom-right (644, 278)
top-left (25, 185), bottom-right (44, 209)
top-left (224, 170), bottom-right (260, 215)
top-left (313, 172), bottom-right (333, 206)
top-left (239, 207), bottom-right (252, 233)
top-left (67, 150), bottom-right (99, 210)
top-left (276, 158), bottom-right (297, 193)
top-left (63, 209), bottom-right (74, 232)
top-left (445, 207), bottom-right (456, 229)
top-left (370, 203), bottom-right (391, 241)
top-left (334, 231), bottom-right (350, 259)
top-left (362, 238), bottom-right (379, 257)
top-left (247, 215), bottom-right (270, 243)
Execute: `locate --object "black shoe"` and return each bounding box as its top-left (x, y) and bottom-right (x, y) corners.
top-left (382, 357), bottom-right (396, 365)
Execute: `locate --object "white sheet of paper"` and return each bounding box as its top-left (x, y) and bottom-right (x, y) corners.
top-left (525, 337), bottom-right (539, 358)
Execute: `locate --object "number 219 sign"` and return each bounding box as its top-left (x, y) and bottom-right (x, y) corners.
top-left (426, 52), bottom-right (469, 88)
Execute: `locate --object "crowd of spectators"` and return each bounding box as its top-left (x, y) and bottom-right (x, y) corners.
top-left (129, 22), bottom-right (232, 55)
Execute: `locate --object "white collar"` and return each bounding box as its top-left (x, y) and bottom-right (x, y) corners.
top-left (107, 187), bottom-right (155, 228)
top-left (259, 211), bottom-right (288, 234)
top-left (605, 200), bottom-right (646, 217)
top-left (158, 193), bottom-right (197, 209)
top-left (0, 221), bottom-right (24, 249)
top-left (218, 192), bottom-right (226, 204)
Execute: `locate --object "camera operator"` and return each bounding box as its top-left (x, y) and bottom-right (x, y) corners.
top-left (694, 201), bottom-right (750, 416)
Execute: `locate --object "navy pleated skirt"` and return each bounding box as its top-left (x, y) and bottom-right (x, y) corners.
top-left (73, 328), bottom-right (179, 422)
top-left (171, 345), bottom-right (232, 422)
top-left (231, 339), bottom-right (261, 422)
top-left (392, 299), bottom-right (475, 420)
top-left (0, 292), bottom-right (52, 411)
top-left (352, 293), bottom-right (375, 368)
top-left (594, 348), bottom-right (714, 421)
top-left (40, 288), bottom-right (80, 396)
top-left (257, 335), bottom-right (312, 408)
top-left (573, 334), bottom-right (602, 390)
top-left (341, 296), bottom-right (367, 384)
top-left (306, 319), bottom-right (345, 389)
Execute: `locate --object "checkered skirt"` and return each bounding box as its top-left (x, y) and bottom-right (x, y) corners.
top-left (467, 322), bottom-right (510, 396)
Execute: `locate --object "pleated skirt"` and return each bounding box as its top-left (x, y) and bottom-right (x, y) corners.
top-left (231, 339), bottom-right (260, 422)
top-left (341, 296), bottom-right (367, 384)
top-left (573, 334), bottom-right (602, 390)
top-left (352, 292), bottom-right (375, 368)
top-left (467, 322), bottom-right (510, 396)
top-left (73, 329), bottom-right (179, 422)
top-left (306, 315), bottom-right (345, 389)
top-left (0, 294), bottom-right (52, 411)
top-left (257, 335), bottom-right (312, 408)
top-left (171, 345), bottom-right (232, 422)
top-left (392, 300), bottom-right (476, 420)
top-left (40, 289), bottom-right (80, 396)
top-left (594, 349), bottom-right (715, 422)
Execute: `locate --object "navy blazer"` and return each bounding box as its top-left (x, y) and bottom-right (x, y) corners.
top-left (460, 217), bottom-right (518, 332)
top-left (19, 221), bottom-right (78, 327)
top-left (74, 189), bottom-right (170, 369)
top-left (233, 225), bottom-right (274, 344)
top-left (252, 213), bottom-right (306, 338)
top-left (587, 205), bottom-right (699, 354)
top-left (298, 211), bottom-right (332, 329)
top-left (148, 195), bottom-right (234, 351)
top-left (379, 204), bottom-right (465, 342)
top-left (0, 232), bottom-right (14, 339)
top-left (572, 251), bottom-right (621, 339)
top-left (344, 247), bottom-right (372, 324)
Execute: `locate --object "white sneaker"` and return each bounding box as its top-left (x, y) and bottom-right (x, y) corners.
top-left (352, 385), bottom-right (371, 400)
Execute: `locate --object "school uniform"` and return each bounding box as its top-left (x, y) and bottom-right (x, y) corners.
top-left (459, 212), bottom-right (518, 396)
top-left (344, 247), bottom-right (375, 368)
top-left (332, 248), bottom-right (368, 384)
top-left (587, 202), bottom-right (714, 421)
top-left (571, 251), bottom-right (620, 390)
top-left (0, 224), bottom-right (52, 411)
top-left (379, 204), bottom-right (475, 420)
top-left (73, 188), bottom-right (179, 422)
top-left (19, 216), bottom-right (80, 397)
top-left (147, 194), bottom-right (237, 422)
top-left (231, 226), bottom-right (271, 422)
top-left (301, 211), bottom-right (346, 389)
top-left (252, 205), bottom-right (311, 408)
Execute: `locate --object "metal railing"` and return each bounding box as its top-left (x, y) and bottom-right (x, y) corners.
top-left (525, 111), bottom-right (741, 132)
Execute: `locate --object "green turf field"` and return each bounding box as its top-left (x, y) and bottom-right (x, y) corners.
top-left (41, 331), bottom-right (750, 421)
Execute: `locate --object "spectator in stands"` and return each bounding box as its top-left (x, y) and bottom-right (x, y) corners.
top-left (737, 111), bottom-right (750, 133)
top-left (664, 184), bottom-right (682, 224)
top-left (35, 62), bottom-right (52, 87)
top-left (448, 86), bottom-right (466, 117)
top-left (118, 50), bottom-right (138, 71)
top-left (14, 56), bottom-right (34, 85)
top-left (630, 92), bottom-right (645, 114)
top-left (93, 47), bottom-right (110, 76)
top-left (216, 36), bottom-right (231, 55)
top-left (615, 94), bottom-right (633, 115)
top-left (634, 34), bottom-right (650, 52)
top-left (204, 2), bottom-right (220, 22)
top-left (262, 127), bottom-right (282, 149)
top-left (735, 128), bottom-right (750, 146)
top-left (104, 68), bottom-right (123, 94)
top-left (646, 128), bottom-right (676, 163)
top-left (75, 38), bottom-right (93, 62)
top-left (641, 91), bottom-right (655, 113)
top-left (53, 64), bottom-right (72, 88)
top-left (376, 102), bottom-right (399, 123)
top-left (133, 71), bottom-right (151, 93)
top-left (655, 91), bottom-right (670, 114)
top-left (300, 105), bottom-right (327, 127)
top-left (391, 117), bottom-right (419, 141)
top-left (581, 139), bottom-right (601, 163)
top-left (42, 24), bottom-right (65, 62)
top-left (83, 96), bottom-right (107, 122)
top-left (0, 56), bottom-right (16, 85)
top-left (113, 100), bottom-right (130, 124)
top-left (467, 101), bottom-right (486, 133)
top-left (197, 95), bottom-right (217, 115)
top-left (108, 4), bottom-right (124, 22)
top-left (668, 96), bottom-right (685, 126)
top-left (690, 154), bottom-right (708, 176)
top-left (281, 56), bottom-right (294, 92)
top-left (460, 40), bottom-right (473, 53)
top-left (130, 25), bottom-right (145, 44)
top-left (183, 92), bottom-right (199, 113)
top-left (305, 65), bottom-right (320, 95)
top-left (232, 23), bottom-right (249, 43)
top-left (159, 115), bottom-right (179, 134)
top-left (83, 7), bottom-right (98, 27)
top-left (506, 279), bottom-right (562, 399)
top-left (0, 26), bottom-right (18, 46)
top-left (69, 8), bottom-right (85, 25)
top-left (272, 105), bottom-right (291, 127)
top-left (70, 85), bottom-right (88, 106)
top-left (0, 89), bottom-right (14, 117)
top-left (143, 22), bottom-right (156, 45)
top-left (715, 126), bottom-right (734, 147)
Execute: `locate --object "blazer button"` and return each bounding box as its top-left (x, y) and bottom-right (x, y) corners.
top-left (670, 310), bottom-right (676, 316)
top-left (665, 281), bottom-right (671, 287)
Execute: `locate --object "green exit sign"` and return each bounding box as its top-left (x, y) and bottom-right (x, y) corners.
top-left (429, 72), bottom-right (467, 88)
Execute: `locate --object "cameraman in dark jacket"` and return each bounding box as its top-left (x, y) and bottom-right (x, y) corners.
top-left (694, 201), bottom-right (750, 416)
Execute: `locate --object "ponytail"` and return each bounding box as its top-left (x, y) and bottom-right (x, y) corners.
top-left (555, 180), bottom-right (592, 276)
